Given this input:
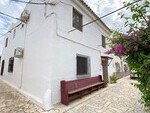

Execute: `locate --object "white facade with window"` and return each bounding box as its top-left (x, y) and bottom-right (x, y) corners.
top-left (0, 0), bottom-right (123, 109)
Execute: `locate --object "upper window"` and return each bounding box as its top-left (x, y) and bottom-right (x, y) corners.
top-left (77, 55), bottom-right (90, 75)
top-left (102, 35), bottom-right (106, 48)
top-left (8, 57), bottom-right (14, 73)
top-left (73, 8), bottom-right (83, 31)
top-left (5, 38), bottom-right (8, 48)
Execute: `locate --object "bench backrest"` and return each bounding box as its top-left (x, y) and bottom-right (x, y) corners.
top-left (61, 75), bottom-right (103, 92)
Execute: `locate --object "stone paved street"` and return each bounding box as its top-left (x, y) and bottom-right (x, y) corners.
top-left (0, 76), bottom-right (146, 113)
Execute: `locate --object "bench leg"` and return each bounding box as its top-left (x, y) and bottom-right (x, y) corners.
top-left (79, 91), bottom-right (82, 98)
top-left (98, 85), bottom-right (102, 90)
top-left (61, 91), bottom-right (69, 105)
top-left (88, 88), bottom-right (92, 94)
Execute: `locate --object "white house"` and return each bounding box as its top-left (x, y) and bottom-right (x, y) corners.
top-left (0, 0), bottom-right (124, 109)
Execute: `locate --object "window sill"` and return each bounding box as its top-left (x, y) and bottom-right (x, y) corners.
top-left (8, 72), bottom-right (13, 73)
top-left (73, 26), bottom-right (82, 32)
top-left (77, 74), bottom-right (91, 79)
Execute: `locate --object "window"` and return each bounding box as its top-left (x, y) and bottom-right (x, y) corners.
top-left (5, 38), bottom-right (8, 48)
top-left (77, 55), bottom-right (90, 75)
top-left (102, 35), bottom-right (106, 48)
top-left (73, 8), bottom-right (83, 31)
top-left (8, 57), bottom-right (14, 73)
top-left (1, 60), bottom-right (5, 76)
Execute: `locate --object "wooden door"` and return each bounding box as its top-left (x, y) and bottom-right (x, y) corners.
top-left (101, 57), bottom-right (108, 84)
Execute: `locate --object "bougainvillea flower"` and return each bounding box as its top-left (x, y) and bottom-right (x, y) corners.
top-left (115, 44), bottom-right (123, 53)
top-left (133, 46), bottom-right (138, 51)
top-left (131, 33), bottom-right (138, 41)
top-left (120, 34), bottom-right (127, 38)
top-left (123, 49), bottom-right (128, 55)
top-left (105, 49), bottom-right (113, 54)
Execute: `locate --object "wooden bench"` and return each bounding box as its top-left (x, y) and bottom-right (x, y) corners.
top-left (61, 75), bottom-right (105, 105)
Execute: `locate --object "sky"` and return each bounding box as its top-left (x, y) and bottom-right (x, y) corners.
top-left (0, 0), bottom-right (129, 54)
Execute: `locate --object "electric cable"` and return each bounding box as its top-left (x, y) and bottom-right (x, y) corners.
top-left (68, 0), bottom-right (142, 33)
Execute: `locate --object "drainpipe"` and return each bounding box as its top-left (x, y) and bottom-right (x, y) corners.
top-left (19, 23), bottom-right (27, 89)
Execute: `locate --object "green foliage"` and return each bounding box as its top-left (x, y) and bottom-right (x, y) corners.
top-left (107, 0), bottom-right (150, 110)
top-left (110, 74), bottom-right (118, 83)
top-left (120, 0), bottom-right (150, 31)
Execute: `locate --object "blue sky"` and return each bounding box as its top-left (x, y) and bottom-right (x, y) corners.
top-left (0, 0), bottom-right (128, 54)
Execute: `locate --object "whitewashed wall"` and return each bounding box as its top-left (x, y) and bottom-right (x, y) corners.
top-left (1, 22), bottom-right (26, 88)
top-left (0, 0), bottom-right (112, 108)
top-left (47, 0), bottom-right (111, 104)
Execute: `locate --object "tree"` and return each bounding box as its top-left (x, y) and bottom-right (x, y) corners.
top-left (106, 0), bottom-right (150, 110)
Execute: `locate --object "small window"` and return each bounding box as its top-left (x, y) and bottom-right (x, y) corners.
top-left (77, 55), bottom-right (90, 75)
top-left (102, 35), bottom-right (106, 48)
top-left (73, 8), bottom-right (83, 31)
top-left (5, 38), bottom-right (8, 48)
top-left (13, 29), bottom-right (16, 39)
top-left (8, 57), bottom-right (14, 73)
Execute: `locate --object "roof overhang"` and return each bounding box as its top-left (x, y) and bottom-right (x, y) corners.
top-left (101, 53), bottom-right (113, 59)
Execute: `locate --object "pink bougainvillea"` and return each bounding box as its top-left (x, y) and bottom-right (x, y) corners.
top-left (105, 49), bottom-right (113, 54)
top-left (133, 45), bottom-right (138, 51)
top-left (120, 34), bottom-right (128, 38)
top-left (131, 33), bottom-right (138, 41)
top-left (115, 44), bottom-right (123, 53)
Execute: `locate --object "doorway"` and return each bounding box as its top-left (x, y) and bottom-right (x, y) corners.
top-left (101, 57), bottom-right (108, 84)
top-left (1, 60), bottom-right (5, 76)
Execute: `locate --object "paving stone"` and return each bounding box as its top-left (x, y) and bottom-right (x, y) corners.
top-left (0, 76), bottom-right (147, 113)
top-left (60, 77), bottom-right (146, 113)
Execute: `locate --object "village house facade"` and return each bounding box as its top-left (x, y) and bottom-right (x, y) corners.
top-left (0, 0), bottom-right (124, 109)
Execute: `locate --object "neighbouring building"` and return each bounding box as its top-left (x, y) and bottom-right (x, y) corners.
top-left (0, 0), bottom-right (126, 109)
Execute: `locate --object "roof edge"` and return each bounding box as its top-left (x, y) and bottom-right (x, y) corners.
top-left (79, 0), bottom-right (111, 34)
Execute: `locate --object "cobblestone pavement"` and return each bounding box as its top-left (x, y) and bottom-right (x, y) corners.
top-left (0, 76), bottom-right (146, 113)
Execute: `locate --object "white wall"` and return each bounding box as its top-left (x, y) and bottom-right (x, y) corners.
top-left (50, 35), bottom-right (102, 104)
top-left (48, 0), bottom-right (110, 104)
top-left (0, 0), bottom-right (112, 107)
top-left (1, 22), bottom-right (25, 88)
top-left (20, 3), bottom-right (56, 105)
top-left (0, 2), bottom-right (55, 106)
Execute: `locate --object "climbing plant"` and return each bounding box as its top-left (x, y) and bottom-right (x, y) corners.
top-left (106, 0), bottom-right (150, 110)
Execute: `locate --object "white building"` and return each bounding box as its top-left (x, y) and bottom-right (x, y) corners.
top-left (0, 0), bottom-right (123, 109)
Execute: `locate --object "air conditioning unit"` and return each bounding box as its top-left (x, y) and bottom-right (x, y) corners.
top-left (42, 0), bottom-right (59, 5)
top-left (21, 10), bottom-right (30, 23)
top-left (49, 0), bottom-right (59, 5)
top-left (14, 48), bottom-right (24, 58)
top-left (43, 0), bottom-right (59, 5)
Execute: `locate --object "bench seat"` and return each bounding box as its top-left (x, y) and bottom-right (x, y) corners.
top-left (68, 82), bottom-right (104, 94)
top-left (61, 75), bottom-right (105, 105)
